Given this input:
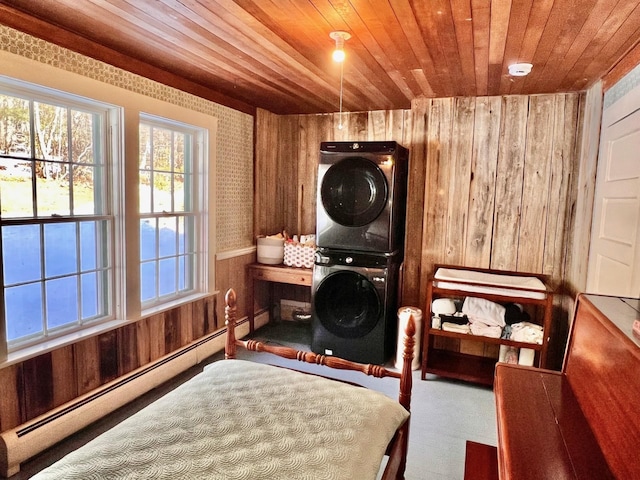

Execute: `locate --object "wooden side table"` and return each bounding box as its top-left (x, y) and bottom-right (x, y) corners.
top-left (247, 263), bottom-right (313, 331)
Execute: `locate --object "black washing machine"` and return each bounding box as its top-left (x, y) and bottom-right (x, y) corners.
top-left (311, 249), bottom-right (401, 364)
top-left (316, 141), bottom-right (409, 254)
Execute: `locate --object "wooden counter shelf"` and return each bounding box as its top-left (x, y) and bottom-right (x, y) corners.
top-left (246, 263), bottom-right (312, 330)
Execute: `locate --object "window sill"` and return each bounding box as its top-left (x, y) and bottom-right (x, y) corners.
top-left (1, 291), bottom-right (217, 369)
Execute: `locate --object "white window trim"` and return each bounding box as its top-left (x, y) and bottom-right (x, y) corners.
top-left (0, 79), bottom-right (121, 354)
top-left (137, 113), bottom-right (208, 314)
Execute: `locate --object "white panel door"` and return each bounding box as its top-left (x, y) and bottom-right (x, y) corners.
top-left (587, 108), bottom-right (640, 296)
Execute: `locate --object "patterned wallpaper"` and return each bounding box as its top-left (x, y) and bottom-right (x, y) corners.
top-left (604, 62), bottom-right (640, 109)
top-left (0, 26), bottom-right (255, 252)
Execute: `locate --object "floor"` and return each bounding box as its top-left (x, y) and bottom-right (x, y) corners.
top-left (15, 320), bottom-right (498, 480)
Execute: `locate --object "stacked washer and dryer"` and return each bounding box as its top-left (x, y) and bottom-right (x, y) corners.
top-left (311, 141), bottom-right (409, 364)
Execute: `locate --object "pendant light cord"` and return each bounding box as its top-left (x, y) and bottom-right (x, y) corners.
top-left (338, 60), bottom-right (344, 129)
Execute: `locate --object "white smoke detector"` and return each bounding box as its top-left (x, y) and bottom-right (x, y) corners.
top-left (508, 63), bottom-right (533, 76)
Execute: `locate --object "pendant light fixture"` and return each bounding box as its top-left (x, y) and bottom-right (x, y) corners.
top-left (330, 31), bottom-right (350, 130)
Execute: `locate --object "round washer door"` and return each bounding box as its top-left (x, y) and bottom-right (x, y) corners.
top-left (320, 157), bottom-right (388, 227)
top-left (314, 270), bottom-right (381, 339)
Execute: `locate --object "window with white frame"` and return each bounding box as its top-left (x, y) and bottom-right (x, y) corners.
top-left (139, 116), bottom-right (201, 307)
top-left (0, 83), bottom-right (115, 350)
top-left (0, 78), bottom-right (208, 356)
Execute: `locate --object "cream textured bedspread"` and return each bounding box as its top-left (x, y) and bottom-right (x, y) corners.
top-left (32, 359), bottom-right (409, 480)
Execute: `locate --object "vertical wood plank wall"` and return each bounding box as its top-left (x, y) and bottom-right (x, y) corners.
top-left (214, 253), bottom-right (253, 327)
top-left (255, 92), bottom-right (593, 368)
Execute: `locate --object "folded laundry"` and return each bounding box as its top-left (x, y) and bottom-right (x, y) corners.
top-left (441, 322), bottom-right (471, 334)
top-left (510, 321), bottom-right (543, 344)
top-left (462, 296), bottom-right (506, 327)
top-left (503, 303), bottom-right (531, 325)
top-left (469, 322), bottom-right (502, 338)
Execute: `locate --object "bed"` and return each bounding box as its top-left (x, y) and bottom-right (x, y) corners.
top-left (31, 288), bottom-right (416, 480)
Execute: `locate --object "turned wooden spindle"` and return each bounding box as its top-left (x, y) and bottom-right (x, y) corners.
top-left (224, 288), bottom-right (237, 360)
top-left (223, 287), bottom-right (415, 413)
top-left (398, 313), bottom-right (415, 411)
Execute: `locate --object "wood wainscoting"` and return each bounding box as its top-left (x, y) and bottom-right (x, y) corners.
top-left (0, 296), bottom-right (217, 434)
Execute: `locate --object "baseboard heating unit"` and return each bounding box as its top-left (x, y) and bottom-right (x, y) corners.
top-left (0, 316), bottom-right (255, 477)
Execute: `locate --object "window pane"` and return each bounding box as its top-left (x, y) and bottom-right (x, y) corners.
top-left (153, 128), bottom-right (172, 171)
top-left (36, 160), bottom-right (70, 216)
top-left (33, 102), bottom-right (68, 161)
top-left (44, 223), bottom-right (77, 277)
top-left (80, 221), bottom-right (97, 270)
top-left (159, 257), bottom-right (176, 296)
top-left (81, 272), bottom-right (98, 318)
top-left (73, 165), bottom-right (96, 214)
top-left (5, 283), bottom-right (43, 341)
top-left (139, 171), bottom-right (151, 213)
top-left (0, 158), bottom-right (34, 217)
top-left (140, 218), bottom-right (157, 261)
top-left (174, 173), bottom-right (185, 211)
top-left (46, 276), bottom-right (78, 329)
top-left (178, 217), bottom-right (185, 254)
top-left (178, 255), bottom-right (187, 290)
top-left (139, 123), bottom-right (150, 168)
top-left (0, 94), bottom-right (31, 157)
top-left (140, 261), bottom-right (156, 302)
top-left (159, 217), bottom-right (176, 257)
top-left (184, 216), bottom-right (195, 254)
top-left (153, 172), bottom-right (172, 212)
top-left (71, 110), bottom-right (95, 164)
top-left (174, 132), bottom-right (184, 174)
top-left (2, 224), bottom-right (42, 284)
top-left (184, 253), bottom-right (194, 291)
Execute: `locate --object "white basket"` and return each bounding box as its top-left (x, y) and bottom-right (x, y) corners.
top-left (284, 243), bottom-right (315, 268)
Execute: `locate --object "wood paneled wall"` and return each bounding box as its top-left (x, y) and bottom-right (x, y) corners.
top-left (255, 92), bottom-right (592, 367)
top-left (256, 93), bottom-right (584, 299)
top-left (0, 297), bottom-right (217, 431)
top-left (416, 94), bottom-right (582, 298)
top-left (215, 252), bottom-right (253, 325)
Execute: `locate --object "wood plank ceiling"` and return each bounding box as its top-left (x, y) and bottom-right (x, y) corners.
top-left (2, 0), bottom-right (640, 115)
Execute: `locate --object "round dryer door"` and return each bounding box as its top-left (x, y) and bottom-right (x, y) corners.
top-left (320, 157), bottom-right (388, 227)
top-left (314, 270), bottom-right (381, 338)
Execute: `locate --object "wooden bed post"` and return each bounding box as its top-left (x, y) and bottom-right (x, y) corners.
top-left (399, 314), bottom-right (415, 411)
top-left (225, 288), bottom-right (237, 360)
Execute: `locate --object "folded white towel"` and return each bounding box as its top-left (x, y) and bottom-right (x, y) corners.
top-left (441, 322), bottom-right (471, 334)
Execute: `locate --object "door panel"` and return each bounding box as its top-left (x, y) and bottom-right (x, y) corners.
top-left (587, 109), bottom-right (640, 296)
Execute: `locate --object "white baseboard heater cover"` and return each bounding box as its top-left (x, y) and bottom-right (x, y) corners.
top-left (0, 316), bottom-right (254, 478)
